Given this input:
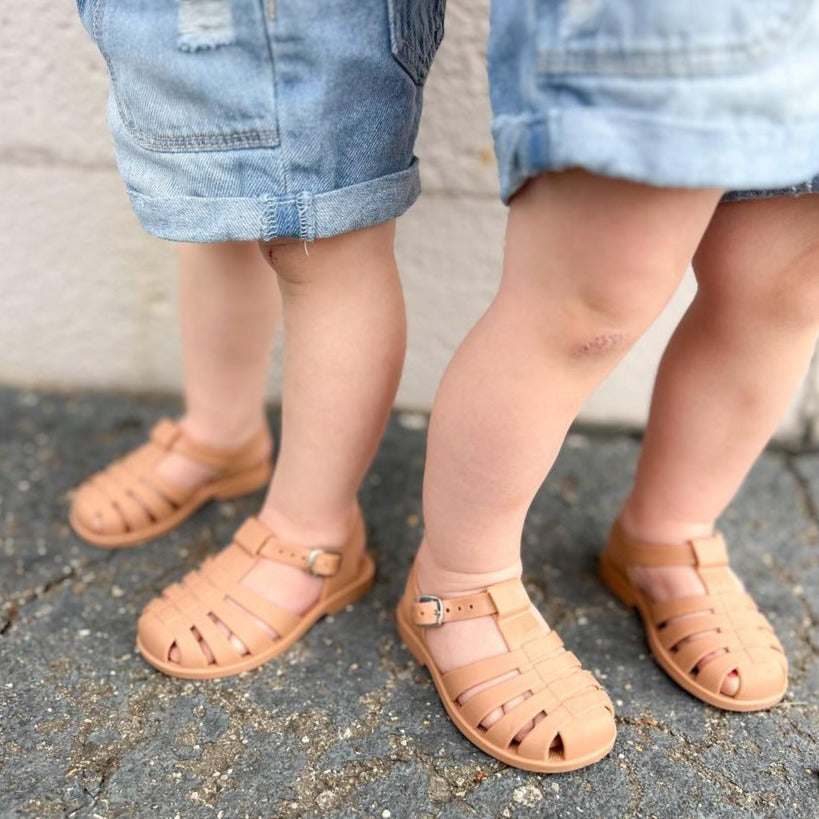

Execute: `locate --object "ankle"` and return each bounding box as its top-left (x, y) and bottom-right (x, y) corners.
top-left (179, 410), bottom-right (268, 452)
top-left (617, 502), bottom-right (716, 545)
top-left (257, 502), bottom-right (358, 550)
top-left (415, 539), bottom-right (522, 598)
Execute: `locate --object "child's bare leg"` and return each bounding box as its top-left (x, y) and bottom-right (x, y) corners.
top-left (418, 171), bottom-right (721, 734)
top-left (619, 195), bottom-right (819, 694)
top-left (86, 241), bottom-right (280, 532)
top-left (169, 222), bottom-right (405, 661)
top-left (162, 241), bottom-right (280, 475)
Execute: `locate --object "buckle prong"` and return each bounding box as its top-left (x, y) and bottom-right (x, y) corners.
top-left (418, 594), bottom-right (444, 628)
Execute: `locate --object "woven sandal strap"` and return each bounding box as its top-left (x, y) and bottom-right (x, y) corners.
top-left (149, 418), bottom-right (268, 470)
top-left (411, 590), bottom-right (497, 627)
top-left (608, 520), bottom-right (728, 568)
top-left (232, 517), bottom-right (341, 577)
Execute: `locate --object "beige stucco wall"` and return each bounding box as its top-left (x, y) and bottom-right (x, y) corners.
top-left (1, 1), bottom-right (815, 440)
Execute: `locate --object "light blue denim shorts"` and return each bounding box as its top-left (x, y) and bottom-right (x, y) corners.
top-left (78, 1), bottom-right (819, 243)
top-left (76, 0), bottom-right (444, 242)
top-left (490, 0), bottom-right (819, 204)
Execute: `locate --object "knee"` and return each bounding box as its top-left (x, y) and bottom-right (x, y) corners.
top-left (514, 254), bottom-right (681, 362)
top-left (258, 238), bottom-right (311, 288)
top-left (570, 332), bottom-right (628, 358)
top-left (259, 222), bottom-right (398, 291)
top-left (493, 282), bottom-right (659, 366)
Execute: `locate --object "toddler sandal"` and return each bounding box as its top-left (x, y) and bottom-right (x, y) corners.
top-left (137, 506), bottom-right (374, 679)
top-left (599, 520), bottom-right (788, 711)
top-left (396, 565), bottom-right (616, 773)
top-left (69, 418), bottom-right (272, 548)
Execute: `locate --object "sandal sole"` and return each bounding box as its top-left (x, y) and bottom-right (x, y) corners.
top-left (137, 553), bottom-right (376, 679)
top-left (395, 602), bottom-right (616, 774)
top-left (599, 554), bottom-right (786, 712)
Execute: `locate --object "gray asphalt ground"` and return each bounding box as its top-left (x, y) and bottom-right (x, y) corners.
top-left (0, 387), bottom-right (816, 818)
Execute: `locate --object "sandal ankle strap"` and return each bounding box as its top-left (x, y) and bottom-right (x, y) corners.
top-left (233, 517), bottom-right (342, 577)
top-left (411, 591), bottom-right (497, 627)
top-left (608, 519), bottom-right (728, 569)
top-left (411, 576), bottom-right (535, 628)
top-left (150, 418), bottom-right (269, 470)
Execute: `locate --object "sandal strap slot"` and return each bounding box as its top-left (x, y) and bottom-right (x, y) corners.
top-left (673, 634), bottom-right (725, 673)
top-left (172, 624), bottom-right (209, 668)
top-left (442, 648), bottom-right (525, 700)
top-left (191, 611), bottom-right (241, 665)
top-left (458, 668), bottom-right (542, 728)
top-left (208, 599), bottom-right (271, 654)
top-left (483, 687), bottom-right (562, 749)
top-left (695, 651), bottom-right (739, 693)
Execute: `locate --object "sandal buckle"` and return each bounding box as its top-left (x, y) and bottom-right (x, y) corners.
top-left (306, 548), bottom-right (325, 576)
top-left (418, 594), bottom-right (444, 628)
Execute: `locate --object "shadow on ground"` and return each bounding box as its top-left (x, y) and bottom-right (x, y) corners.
top-left (0, 387), bottom-right (816, 818)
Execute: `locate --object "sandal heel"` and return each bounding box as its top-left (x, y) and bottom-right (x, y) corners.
top-left (213, 461), bottom-right (272, 500)
top-left (599, 555), bottom-right (638, 609)
top-left (326, 560), bottom-right (375, 614)
top-left (395, 605), bottom-right (427, 668)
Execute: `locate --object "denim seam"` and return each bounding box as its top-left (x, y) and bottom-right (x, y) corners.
top-left (260, 0), bottom-right (290, 195)
top-left (261, 197), bottom-right (278, 242)
top-left (296, 193), bottom-right (316, 242)
top-left (91, 0), bottom-right (281, 153)
top-left (386, 0), bottom-right (446, 86)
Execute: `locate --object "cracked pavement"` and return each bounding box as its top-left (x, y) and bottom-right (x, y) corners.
top-left (0, 386), bottom-right (817, 818)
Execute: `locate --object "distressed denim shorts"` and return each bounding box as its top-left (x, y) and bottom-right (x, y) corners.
top-left (76, 0), bottom-right (445, 242)
top-left (78, 1), bottom-right (818, 244)
top-left (489, 0), bottom-right (819, 204)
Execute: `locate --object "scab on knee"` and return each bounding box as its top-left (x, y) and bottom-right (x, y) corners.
top-left (571, 333), bottom-right (626, 358)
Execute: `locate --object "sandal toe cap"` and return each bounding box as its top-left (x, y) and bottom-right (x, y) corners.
top-left (731, 654), bottom-right (788, 705)
top-left (558, 703), bottom-right (617, 763)
top-left (70, 484), bottom-right (120, 535)
top-left (137, 606), bottom-right (176, 664)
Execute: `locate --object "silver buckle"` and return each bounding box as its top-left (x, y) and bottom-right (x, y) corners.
top-left (418, 594), bottom-right (444, 628)
top-left (306, 548), bottom-right (324, 576)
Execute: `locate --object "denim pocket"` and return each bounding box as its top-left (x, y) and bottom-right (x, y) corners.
top-left (536, 0), bottom-right (810, 77)
top-left (387, 0), bottom-right (446, 85)
top-left (90, 0), bottom-right (279, 152)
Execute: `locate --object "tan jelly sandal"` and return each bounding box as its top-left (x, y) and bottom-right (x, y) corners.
top-left (600, 520), bottom-right (788, 711)
top-left (137, 506), bottom-right (375, 679)
top-left (396, 564), bottom-right (616, 773)
top-left (69, 418), bottom-right (272, 548)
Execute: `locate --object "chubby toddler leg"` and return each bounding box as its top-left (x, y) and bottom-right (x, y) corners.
top-left (617, 195), bottom-right (819, 698)
top-left (72, 241), bottom-right (281, 539)
top-left (157, 222), bottom-right (406, 665)
top-left (415, 170), bottom-right (721, 742)
top-left (158, 241), bottom-right (281, 486)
